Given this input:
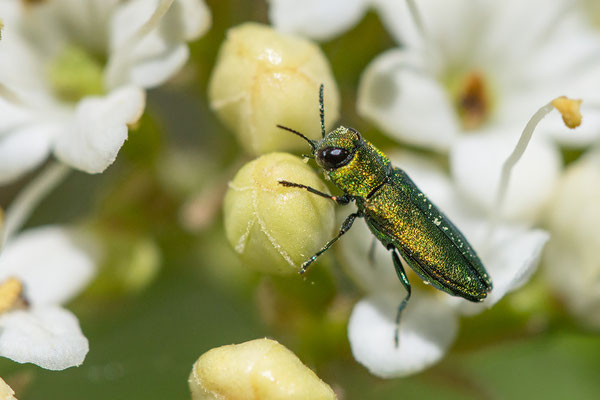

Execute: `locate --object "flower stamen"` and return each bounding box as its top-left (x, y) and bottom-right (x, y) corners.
top-left (551, 96), bottom-right (582, 129)
top-left (456, 71), bottom-right (490, 130)
top-left (488, 97), bottom-right (583, 239)
top-left (0, 278), bottom-right (28, 314)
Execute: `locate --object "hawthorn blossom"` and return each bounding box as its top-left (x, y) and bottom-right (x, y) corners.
top-left (340, 152), bottom-right (548, 377)
top-left (0, 0), bottom-right (211, 184)
top-left (0, 225), bottom-right (95, 370)
top-left (356, 0), bottom-right (600, 222)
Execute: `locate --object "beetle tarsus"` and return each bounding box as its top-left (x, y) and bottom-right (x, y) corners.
top-left (278, 180), bottom-right (351, 205)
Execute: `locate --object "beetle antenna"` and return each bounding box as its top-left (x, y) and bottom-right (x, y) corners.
top-left (319, 84), bottom-right (325, 138)
top-left (276, 125), bottom-right (316, 150)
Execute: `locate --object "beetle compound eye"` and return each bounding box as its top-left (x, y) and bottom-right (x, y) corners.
top-left (318, 147), bottom-right (352, 170)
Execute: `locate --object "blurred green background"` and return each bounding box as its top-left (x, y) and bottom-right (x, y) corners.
top-left (1, 1), bottom-right (600, 399)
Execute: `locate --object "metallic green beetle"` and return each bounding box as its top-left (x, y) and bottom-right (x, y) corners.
top-left (277, 85), bottom-right (493, 345)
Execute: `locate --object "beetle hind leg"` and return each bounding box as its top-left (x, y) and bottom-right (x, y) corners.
top-left (388, 245), bottom-right (412, 348)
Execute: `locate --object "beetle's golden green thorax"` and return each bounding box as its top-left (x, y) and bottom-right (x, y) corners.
top-left (315, 126), bottom-right (391, 198)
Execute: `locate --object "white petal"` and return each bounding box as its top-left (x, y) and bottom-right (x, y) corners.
top-left (450, 132), bottom-right (562, 223)
top-left (348, 292), bottom-right (458, 378)
top-left (357, 49), bottom-right (460, 151)
top-left (0, 306), bottom-right (88, 370)
top-left (372, 0), bottom-right (488, 64)
top-left (370, 0), bottom-right (415, 45)
top-left (268, 0), bottom-right (369, 41)
top-left (484, 228), bottom-right (549, 302)
top-left (172, 0), bottom-right (212, 41)
top-left (450, 226), bottom-right (550, 315)
top-left (0, 226), bottom-right (96, 306)
top-left (0, 125), bottom-right (53, 185)
top-left (108, 0), bottom-right (210, 88)
top-left (53, 86), bottom-right (145, 174)
top-left (126, 44), bottom-right (190, 89)
top-left (0, 10), bottom-right (49, 91)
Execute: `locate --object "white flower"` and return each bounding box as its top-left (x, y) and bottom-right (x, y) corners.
top-left (268, 0), bottom-right (399, 41)
top-left (357, 0), bottom-right (600, 221)
top-left (0, 226), bottom-right (96, 370)
top-left (0, 0), bottom-right (211, 184)
top-left (543, 148), bottom-right (600, 329)
top-left (341, 152), bottom-right (549, 377)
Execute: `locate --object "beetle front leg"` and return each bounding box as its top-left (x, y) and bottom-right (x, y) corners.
top-left (300, 212), bottom-right (361, 274)
top-left (279, 180), bottom-right (351, 205)
top-left (389, 245), bottom-right (412, 348)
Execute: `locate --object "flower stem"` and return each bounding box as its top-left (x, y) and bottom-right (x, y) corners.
top-left (1, 163), bottom-right (71, 248)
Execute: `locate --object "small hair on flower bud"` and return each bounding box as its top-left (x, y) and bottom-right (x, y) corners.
top-left (551, 96), bottom-right (582, 129)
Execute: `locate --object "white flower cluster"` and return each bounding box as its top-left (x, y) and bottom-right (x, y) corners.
top-left (270, 0), bottom-right (600, 377)
top-left (0, 0), bottom-right (210, 183)
top-left (0, 0), bottom-right (211, 380)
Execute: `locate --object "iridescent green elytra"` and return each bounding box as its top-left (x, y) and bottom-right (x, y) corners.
top-left (277, 85), bottom-right (492, 345)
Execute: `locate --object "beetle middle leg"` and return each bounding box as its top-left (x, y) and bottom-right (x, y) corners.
top-left (367, 237), bottom-right (377, 267)
top-left (388, 245), bottom-right (412, 348)
top-left (279, 180), bottom-right (351, 205)
top-left (300, 211), bottom-right (361, 274)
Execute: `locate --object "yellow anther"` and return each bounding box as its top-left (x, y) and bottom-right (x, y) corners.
top-left (552, 96), bottom-right (582, 129)
top-left (0, 278), bottom-right (26, 314)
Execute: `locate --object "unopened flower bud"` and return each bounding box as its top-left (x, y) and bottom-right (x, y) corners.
top-left (224, 153), bottom-right (335, 275)
top-left (209, 23), bottom-right (340, 155)
top-left (189, 338), bottom-right (336, 400)
top-left (0, 377), bottom-right (16, 400)
top-left (544, 150), bottom-right (600, 328)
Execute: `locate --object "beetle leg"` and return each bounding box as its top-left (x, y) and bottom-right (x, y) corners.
top-left (300, 212), bottom-right (361, 274)
top-left (389, 246), bottom-right (412, 348)
top-left (279, 180), bottom-right (351, 205)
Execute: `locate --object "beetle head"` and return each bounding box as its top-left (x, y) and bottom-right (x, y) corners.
top-left (314, 126), bottom-right (363, 171)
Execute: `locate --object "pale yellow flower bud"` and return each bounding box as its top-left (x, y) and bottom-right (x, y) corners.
top-left (0, 377), bottom-right (17, 400)
top-left (224, 153), bottom-right (335, 275)
top-left (189, 338), bottom-right (336, 400)
top-left (209, 23), bottom-right (340, 155)
top-left (544, 150), bottom-right (600, 328)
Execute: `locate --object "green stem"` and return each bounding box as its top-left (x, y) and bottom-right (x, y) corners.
top-left (1, 163), bottom-right (71, 248)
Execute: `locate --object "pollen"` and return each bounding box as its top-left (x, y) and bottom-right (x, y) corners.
top-left (551, 96), bottom-right (582, 129)
top-left (0, 277), bottom-right (27, 314)
top-left (455, 71), bottom-right (490, 130)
